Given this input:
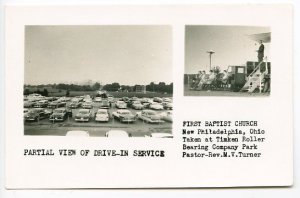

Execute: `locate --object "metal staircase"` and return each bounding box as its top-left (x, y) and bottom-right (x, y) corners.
top-left (240, 57), bottom-right (268, 93)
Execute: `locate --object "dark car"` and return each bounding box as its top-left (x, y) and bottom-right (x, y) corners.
top-left (49, 108), bottom-right (68, 122)
top-left (24, 108), bottom-right (51, 121)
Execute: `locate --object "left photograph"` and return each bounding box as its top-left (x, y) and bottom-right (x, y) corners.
top-left (23, 25), bottom-right (173, 137)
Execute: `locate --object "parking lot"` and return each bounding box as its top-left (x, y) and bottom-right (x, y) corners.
top-left (24, 100), bottom-right (172, 137)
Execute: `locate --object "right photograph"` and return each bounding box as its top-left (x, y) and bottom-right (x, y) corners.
top-left (184, 25), bottom-right (271, 96)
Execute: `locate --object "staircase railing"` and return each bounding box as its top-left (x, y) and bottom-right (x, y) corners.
top-left (248, 56), bottom-right (268, 78)
top-left (241, 56), bottom-right (268, 93)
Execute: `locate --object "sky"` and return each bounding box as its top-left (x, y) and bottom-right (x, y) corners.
top-left (185, 26), bottom-right (270, 74)
top-left (25, 25), bottom-right (172, 85)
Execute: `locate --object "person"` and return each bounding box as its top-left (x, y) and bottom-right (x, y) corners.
top-left (257, 40), bottom-right (264, 62)
top-left (222, 70), bottom-right (228, 82)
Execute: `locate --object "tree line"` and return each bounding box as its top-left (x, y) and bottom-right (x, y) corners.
top-left (24, 82), bottom-right (173, 95)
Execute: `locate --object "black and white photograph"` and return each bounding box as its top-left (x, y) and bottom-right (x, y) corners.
top-left (23, 25), bottom-right (173, 137)
top-left (184, 25), bottom-right (271, 96)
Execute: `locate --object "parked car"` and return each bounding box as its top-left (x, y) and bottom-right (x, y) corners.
top-left (24, 108), bottom-right (51, 121)
top-left (153, 97), bottom-right (163, 103)
top-left (24, 101), bottom-right (35, 108)
top-left (68, 101), bottom-right (81, 109)
top-left (49, 108), bottom-right (68, 122)
top-left (23, 108), bottom-right (29, 118)
top-left (34, 100), bottom-right (49, 108)
top-left (45, 97), bottom-right (56, 102)
top-left (95, 109), bottom-right (110, 122)
top-left (83, 95), bottom-right (92, 102)
top-left (115, 101), bottom-right (127, 109)
top-left (112, 109), bottom-right (136, 123)
top-left (162, 97), bottom-right (172, 103)
top-left (100, 99), bottom-right (110, 109)
top-left (82, 101), bottom-right (93, 109)
top-left (48, 101), bottom-right (66, 109)
top-left (137, 110), bottom-right (164, 124)
top-left (107, 95), bottom-right (114, 103)
top-left (70, 98), bottom-right (80, 103)
top-left (141, 97), bottom-right (151, 103)
top-left (149, 102), bottom-right (164, 110)
top-left (105, 130), bottom-right (131, 137)
top-left (58, 97), bottom-right (71, 102)
top-left (74, 109), bottom-right (92, 122)
top-left (159, 111), bottom-right (172, 122)
top-left (94, 97), bottom-right (102, 102)
top-left (132, 101), bottom-right (144, 110)
top-left (74, 96), bottom-right (84, 102)
top-left (66, 130), bottom-right (89, 137)
top-left (162, 102), bottom-right (173, 110)
top-left (145, 133), bottom-right (173, 138)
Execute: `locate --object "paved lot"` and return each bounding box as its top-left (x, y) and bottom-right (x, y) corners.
top-left (24, 101), bottom-right (172, 137)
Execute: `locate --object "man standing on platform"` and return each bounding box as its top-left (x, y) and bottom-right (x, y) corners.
top-left (257, 40), bottom-right (264, 62)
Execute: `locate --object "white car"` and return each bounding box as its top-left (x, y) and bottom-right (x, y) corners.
top-left (137, 110), bottom-right (164, 124)
top-left (163, 102), bottom-right (173, 110)
top-left (112, 109), bottom-right (136, 123)
top-left (105, 130), bottom-right (131, 137)
top-left (94, 97), bottom-right (102, 102)
top-left (115, 101), bottom-right (127, 109)
top-left (145, 133), bottom-right (173, 138)
top-left (160, 111), bottom-right (172, 122)
top-left (132, 101), bottom-right (144, 110)
top-left (149, 102), bottom-right (164, 110)
top-left (162, 97), bottom-right (172, 103)
top-left (95, 109), bottom-right (110, 122)
top-left (66, 130), bottom-right (89, 137)
top-left (82, 101), bottom-right (93, 109)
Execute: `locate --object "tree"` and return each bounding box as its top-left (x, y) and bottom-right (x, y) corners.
top-left (24, 89), bottom-right (30, 95)
top-left (92, 82), bottom-right (101, 90)
top-left (42, 89), bottom-right (48, 96)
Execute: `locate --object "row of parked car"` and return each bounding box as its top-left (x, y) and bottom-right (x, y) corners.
top-left (24, 107), bottom-right (172, 123)
top-left (24, 95), bottom-right (173, 111)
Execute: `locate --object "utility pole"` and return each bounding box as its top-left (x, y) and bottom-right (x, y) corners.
top-left (207, 50), bottom-right (215, 71)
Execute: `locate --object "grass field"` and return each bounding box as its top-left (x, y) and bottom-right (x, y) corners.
top-left (48, 90), bottom-right (172, 98)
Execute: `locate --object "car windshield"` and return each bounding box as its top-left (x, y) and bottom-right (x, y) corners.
top-left (54, 109), bottom-right (64, 113)
top-left (79, 109), bottom-right (89, 114)
top-left (97, 111), bottom-right (107, 114)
